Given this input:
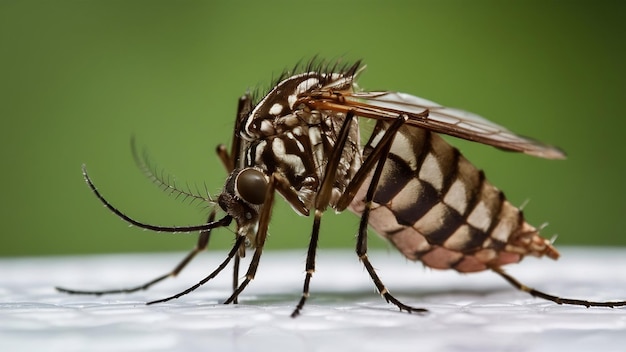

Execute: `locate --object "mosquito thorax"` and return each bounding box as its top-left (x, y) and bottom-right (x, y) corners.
top-left (242, 71), bottom-right (356, 140)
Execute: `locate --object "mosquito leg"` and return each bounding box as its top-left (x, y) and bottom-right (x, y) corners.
top-left (291, 210), bottom-right (322, 317)
top-left (232, 251), bottom-right (241, 304)
top-left (357, 147), bottom-right (427, 313)
top-left (216, 94), bottom-right (253, 172)
top-left (492, 267), bottom-right (626, 308)
top-left (222, 174), bottom-right (276, 305)
top-left (216, 144), bottom-right (232, 173)
top-left (336, 115), bottom-right (408, 211)
top-left (314, 111), bottom-right (357, 209)
top-left (347, 115), bottom-right (427, 313)
top-left (216, 94), bottom-right (254, 303)
top-left (147, 235), bottom-right (246, 305)
top-left (230, 94), bottom-right (253, 169)
top-left (56, 274), bottom-right (171, 296)
top-left (216, 143), bottom-right (242, 304)
top-left (222, 249), bottom-right (259, 304)
top-left (56, 210), bottom-right (219, 296)
top-left (290, 112), bottom-right (360, 317)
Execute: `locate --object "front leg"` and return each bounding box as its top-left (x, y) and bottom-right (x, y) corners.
top-left (291, 111), bottom-right (356, 317)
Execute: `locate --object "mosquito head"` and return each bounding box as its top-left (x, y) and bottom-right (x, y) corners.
top-left (218, 167), bottom-right (269, 240)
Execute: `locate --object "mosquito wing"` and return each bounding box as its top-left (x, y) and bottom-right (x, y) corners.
top-left (303, 90), bottom-right (566, 159)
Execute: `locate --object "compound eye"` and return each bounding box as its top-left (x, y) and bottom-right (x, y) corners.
top-left (235, 168), bottom-right (268, 205)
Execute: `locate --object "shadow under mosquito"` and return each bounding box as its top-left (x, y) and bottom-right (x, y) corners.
top-left (225, 286), bottom-right (514, 308)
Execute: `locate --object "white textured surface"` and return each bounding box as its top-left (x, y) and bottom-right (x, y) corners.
top-left (2, 248), bottom-right (626, 352)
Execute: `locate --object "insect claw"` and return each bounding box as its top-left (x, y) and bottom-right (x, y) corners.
top-left (381, 292), bottom-right (428, 314)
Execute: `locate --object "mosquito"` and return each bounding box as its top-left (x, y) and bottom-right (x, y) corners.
top-left (58, 59), bottom-right (626, 317)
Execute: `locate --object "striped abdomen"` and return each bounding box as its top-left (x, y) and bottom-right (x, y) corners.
top-left (348, 122), bottom-right (559, 273)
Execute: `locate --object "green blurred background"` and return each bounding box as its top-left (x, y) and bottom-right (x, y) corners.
top-left (1, 0), bottom-right (625, 257)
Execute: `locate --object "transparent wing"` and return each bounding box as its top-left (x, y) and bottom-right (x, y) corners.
top-left (302, 90), bottom-right (566, 159)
